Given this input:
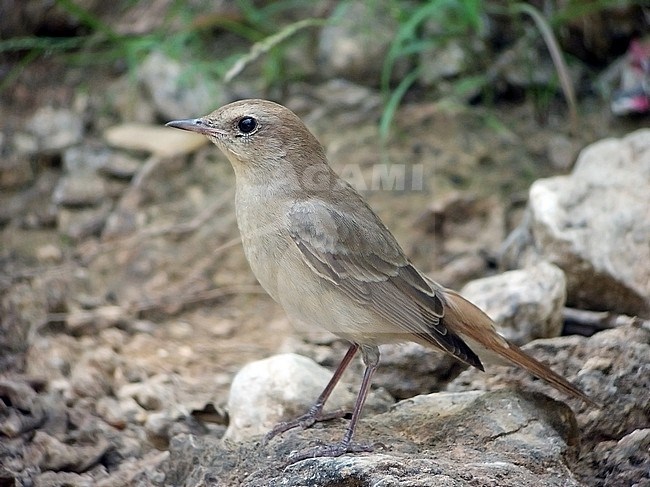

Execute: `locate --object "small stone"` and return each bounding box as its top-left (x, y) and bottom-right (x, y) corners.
top-left (138, 50), bottom-right (222, 120)
top-left (118, 374), bottom-right (176, 412)
top-left (375, 342), bottom-right (463, 399)
top-left (224, 353), bottom-right (356, 442)
top-left (0, 154), bottom-right (34, 189)
top-left (65, 305), bottom-right (128, 335)
top-left (70, 362), bottom-right (111, 398)
top-left (21, 106), bottom-right (84, 154)
top-left (419, 40), bottom-right (468, 85)
top-left (35, 243), bottom-right (64, 263)
top-left (57, 204), bottom-right (111, 240)
top-left (145, 411), bottom-right (175, 448)
top-left (168, 321), bottom-right (193, 339)
top-left (26, 431), bottom-right (109, 472)
top-left (98, 152), bottom-right (142, 179)
top-left (96, 396), bottom-right (128, 429)
top-left (62, 145), bottom-right (111, 173)
top-left (53, 175), bottom-right (108, 207)
top-left (546, 134), bottom-right (580, 170)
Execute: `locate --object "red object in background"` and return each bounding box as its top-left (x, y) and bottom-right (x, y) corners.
top-left (612, 38), bottom-right (650, 115)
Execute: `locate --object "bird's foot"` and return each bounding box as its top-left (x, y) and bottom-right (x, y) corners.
top-left (286, 439), bottom-right (376, 464)
top-left (262, 409), bottom-right (350, 446)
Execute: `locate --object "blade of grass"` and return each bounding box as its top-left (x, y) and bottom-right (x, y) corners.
top-left (0, 49), bottom-right (40, 92)
top-left (512, 2), bottom-right (579, 134)
top-left (55, 0), bottom-right (120, 42)
top-left (224, 18), bottom-right (325, 83)
top-left (379, 68), bottom-right (421, 143)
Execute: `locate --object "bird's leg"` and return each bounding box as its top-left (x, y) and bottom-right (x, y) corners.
top-left (287, 344), bottom-right (380, 461)
top-left (262, 343), bottom-right (359, 445)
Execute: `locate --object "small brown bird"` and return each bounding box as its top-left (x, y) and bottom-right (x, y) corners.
top-left (166, 99), bottom-right (595, 459)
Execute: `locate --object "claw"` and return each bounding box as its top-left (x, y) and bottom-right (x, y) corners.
top-left (286, 441), bottom-right (375, 464)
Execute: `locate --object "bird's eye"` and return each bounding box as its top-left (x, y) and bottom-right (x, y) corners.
top-left (237, 116), bottom-right (257, 134)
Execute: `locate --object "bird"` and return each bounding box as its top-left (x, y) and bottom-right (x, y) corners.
top-left (165, 99), bottom-right (596, 459)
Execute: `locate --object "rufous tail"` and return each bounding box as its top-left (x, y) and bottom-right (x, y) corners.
top-left (441, 288), bottom-right (598, 406)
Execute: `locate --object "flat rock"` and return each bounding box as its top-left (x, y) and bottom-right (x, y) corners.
top-left (162, 390), bottom-right (581, 486)
top-left (501, 129), bottom-right (650, 317)
top-left (52, 175), bottom-right (108, 207)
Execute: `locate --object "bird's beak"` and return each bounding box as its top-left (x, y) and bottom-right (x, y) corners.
top-left (165, 118), bottom-right (227, 137)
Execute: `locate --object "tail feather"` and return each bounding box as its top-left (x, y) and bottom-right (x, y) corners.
top-left (441, 288), bottom-right (598, 406)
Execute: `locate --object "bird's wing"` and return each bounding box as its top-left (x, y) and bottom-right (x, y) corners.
top-left (288, 199), bottom-right (482, 369)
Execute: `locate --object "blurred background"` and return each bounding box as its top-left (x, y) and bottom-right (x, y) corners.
top-left (0, 0), bottom-right (648, 484)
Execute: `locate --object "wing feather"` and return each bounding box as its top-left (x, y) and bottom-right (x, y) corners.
top-left (288, 200), bottom-right (482, 369)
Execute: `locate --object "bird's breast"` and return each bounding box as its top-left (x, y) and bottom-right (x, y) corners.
top-left (234, 185), bottom-right (295, 302)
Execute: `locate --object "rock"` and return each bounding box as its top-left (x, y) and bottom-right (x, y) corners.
top-left (106, 75), bottom-right (157, 125)
top-left (95, 397), bottom-right (126, 429)
top-left (28, 471), bottom-right (97, 487)
top-left (145, 411), bottom-right (175, 448)
top-left (460, 261), bottom-right (567, 345)
top-left (65, 305), bottom-right (129, 336)
top-left (62, 145), bottom-right (111, 173)
top-left (312, 80), bottom-right (382, 114)
top-left (52, 145), bottom-right (116, 211)
top-left (35, 243), bottom-right (64, 264)
top-left (162, 390), bottom-right (581, 486)
top-left (0, 283), bottom-right (46, 364)
top-left (70, 361), bottom-right (112, 399)
top-left (447, 324), bottom-right (650, 487)
top-left (224, 353), bottom-right (356, 442)
top-left (501, 129), bottom-right (650, 317)
top-left (0, 379), bottom-right (43, 437)
top-left (374, 342), bottom-right (465, 399)
top-left (413, 192), bottom-right (505, 288)
top-left (419, 40), bottom-right (468, 85)
top-left (98, 152), bottom-right (142, 180)
top-left (591, 429), bottom-right (650, 486)
top-left (0, 154), bottom-right (34, 189)
top-left (56, 203), bottom-right (112, 240)
top-left (318, 1), bottom-right (404, 84)
top-left (104, 123), bottom-right (207, 157)
top-left (546, 133), bottom-right (581, 170)
top-left (53, 176), bottom-right (108, 207)
top-left (25, 430), bottom-right (109, 473)
top-left (19, 106), bottom-right (84, 155)
top-left (435, 253), bottom-right (488, 289)
top-left (138, 51), bottom-right (222, 120)
top-left (117, 374), bottom-right (182, 413)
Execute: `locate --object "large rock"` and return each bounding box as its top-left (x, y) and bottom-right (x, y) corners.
top-left (448, 323), bottom-right (650, 487)
top-left (163, 390), bottom-right (582, 486)
top-left (461, 261), bottom-right (567, 345)
top-left (501, 129), bottom-right (650, 317)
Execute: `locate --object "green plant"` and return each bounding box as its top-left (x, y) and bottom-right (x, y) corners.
top-left (379, 0), bottom-right (485, 142)
top-left (0, 0), bottom-right (320, 94)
